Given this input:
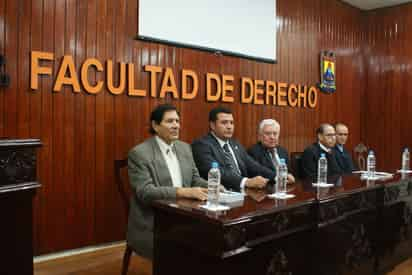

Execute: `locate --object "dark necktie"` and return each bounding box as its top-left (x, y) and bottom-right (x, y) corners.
top-left (223, 143), bottom-right (241, 176)
top-left (269, 148), bottom-right (279, 169)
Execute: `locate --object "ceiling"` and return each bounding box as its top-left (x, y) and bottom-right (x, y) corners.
top-left (341, 0), bottom-right (412, 10)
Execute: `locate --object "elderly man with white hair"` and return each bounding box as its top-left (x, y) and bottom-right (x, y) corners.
top-left (248, 119), bottom-right (295, 183)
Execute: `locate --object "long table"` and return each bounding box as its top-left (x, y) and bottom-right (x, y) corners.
top-left (152, 173), bottom-right (412, 275)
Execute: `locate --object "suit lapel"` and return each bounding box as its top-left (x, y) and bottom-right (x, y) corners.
top-left (334, 147), bottom-right (345, 168)
top-left (208, 134), bottom-right (227, 164)
top-left (174, 143), bottom-right (190, 187)
top-left (262, 144), bottom-right (274, 168)
top-left (150, 137), bottom-right (173, 187)
top-left (230, 140), bottom-right (246, 174)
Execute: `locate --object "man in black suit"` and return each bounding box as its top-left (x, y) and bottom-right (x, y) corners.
top-left (248, 119), bottom-right (295, 183)
top-left (192, 107), bottom-right (276, 191)
top-left (301, 123), bottom-right (343, 179)
top-left (333, 123), bottom-right (355, 173)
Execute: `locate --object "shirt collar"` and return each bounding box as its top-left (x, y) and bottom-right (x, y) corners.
top-left (211, 132), bottom-right (229, 148)
top-left (262, 143), bottom-right (277, 153)
top-left (337, 144), bottom-right (344, 152)
top-left (318, 142), bottom-right (330, 153)
top-left (155, 136), bottom-right (175, 155)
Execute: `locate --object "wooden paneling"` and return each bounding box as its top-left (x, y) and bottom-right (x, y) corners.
top-left (0, 0), bottom-right (365, 254)
top-left (363, 3), bottom-right (412, 172)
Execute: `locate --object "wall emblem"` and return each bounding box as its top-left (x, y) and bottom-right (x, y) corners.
top-left (318, 51), bottom-right (336, 93)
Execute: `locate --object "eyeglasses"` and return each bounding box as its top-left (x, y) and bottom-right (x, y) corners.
top-left (324, 133), bottom-right (336, 137)
top-left (262, 132), bottom-right (279, 137)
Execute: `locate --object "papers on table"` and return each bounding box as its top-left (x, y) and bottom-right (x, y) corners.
top-left (219, 191), bottom-right (244, 204)
top-left (353, 170), bottom-right (393, 176)
top-left (397, 169), bottom-right (412, 174)
top-left (199, 191), bottom-right (245, 212)
top-left (360, 171), bottom-right (393, 180)
top-left (352, 170), bottom-right (365, 174)
top-left (267, 193), bottom-right (295, 199)
top-left (312, 183), bottom-right (334, 187)
top-left (199, 203), bottom-right (230, 212)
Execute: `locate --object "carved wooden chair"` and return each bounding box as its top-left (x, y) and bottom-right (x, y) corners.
top-left (354, 143), bottom-right (368, 171)
top-left (114, 158), bottom-right (134, 275)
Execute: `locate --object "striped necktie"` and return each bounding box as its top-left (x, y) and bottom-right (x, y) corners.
top-left (269, 148), bottom-right (280, 169)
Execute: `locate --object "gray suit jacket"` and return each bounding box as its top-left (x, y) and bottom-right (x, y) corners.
top-left (127, 136), bottom-right (207, 259)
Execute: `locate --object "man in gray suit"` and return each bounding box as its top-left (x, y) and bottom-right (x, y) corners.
top-left (127, 104), bottom-right (208, 259)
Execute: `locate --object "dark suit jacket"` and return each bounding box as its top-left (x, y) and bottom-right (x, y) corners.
top-left (192, 133), bottom-right (276, 191)
top-left (248, 142), bottom-right (289, 171)
top-left (333, 145), bottom-right (355, 174)
top-left (301, 142), bottom-right (343, 180)
top-left (127, 137), bottom-right (207, 259)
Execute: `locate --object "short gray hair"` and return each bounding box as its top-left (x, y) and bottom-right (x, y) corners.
top-left (258, 119), bottom-right (280, 134)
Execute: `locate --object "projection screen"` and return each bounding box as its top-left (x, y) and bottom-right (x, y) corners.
top-left (138, 0), bottom-right (277, 63)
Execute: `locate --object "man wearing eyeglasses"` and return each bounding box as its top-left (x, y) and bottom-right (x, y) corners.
top-left (301, 123), bottom-right (343, 179)
top-left (333, 123), bottom-right (355, 173)
top-left (248, 119), bottom-right (295, 183)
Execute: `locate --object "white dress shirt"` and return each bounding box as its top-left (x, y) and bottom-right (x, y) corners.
top-left (156, 136), bottom-right (182, 188)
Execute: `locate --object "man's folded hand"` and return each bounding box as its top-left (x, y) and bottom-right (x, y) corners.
top-left (246, 176), bottom-right (268, 189)
top-left (177, 187), bottom-right (208, 201)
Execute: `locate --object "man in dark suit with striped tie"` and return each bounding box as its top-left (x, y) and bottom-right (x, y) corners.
top-left (192, 107), bottom-right (276, 191)
top-left (248, 119), bottom-right (295, 183)
top-left (333, 123), bottom-right (355, 173)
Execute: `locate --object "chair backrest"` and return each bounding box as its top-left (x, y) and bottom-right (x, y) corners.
top-left (290, 152), bottom-right (304, 179)
top-left (114, 158), bottom-right (130, 217)
top-left (353, 143), bottom-right (367, 171)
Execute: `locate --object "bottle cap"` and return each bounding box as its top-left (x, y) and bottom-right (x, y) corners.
top-left (279, 158), bottom-right (285, 164)
top-left (211, 162), bottom-right (219, 168)
top-left (369, 150), bottom-right (374, 154)
top-left (404, 147), bottom-right (409, 152)
top-left (320, 153), bottom-right (325, 157)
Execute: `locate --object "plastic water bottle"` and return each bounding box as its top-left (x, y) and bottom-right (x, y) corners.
top-left (402, 148), bottom-right (410, 171)
top-left (317, 153), bottom-right (328, 185)
top-left (207, 162), bottom-right (221, 206)
top-left (367, 150), bottom-right (376, 177)
top-left (276, 159), bottom-right (288, 194)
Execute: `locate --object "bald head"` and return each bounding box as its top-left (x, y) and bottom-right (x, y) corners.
top-left (335, 123), bottom-right (349, 145)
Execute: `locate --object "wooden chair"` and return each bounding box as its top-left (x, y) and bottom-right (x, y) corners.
top-left (290, 152), bottom-right (304, 180)
top-left (114, 158), bottom-right (134, 275)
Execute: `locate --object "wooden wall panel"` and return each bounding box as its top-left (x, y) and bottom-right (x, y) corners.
top-left (0, 0), bottom-right (4, 137)
top-left (30, 0), bottom-right (42, 252)
top-left (4, 0), bottom-right (18, 138)
top-left (1, 0), bottom-right (365, 254)
top-left (364, 3), bottom-right (412, 172)
top-left (82, 0), bottom-right (98, 246)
